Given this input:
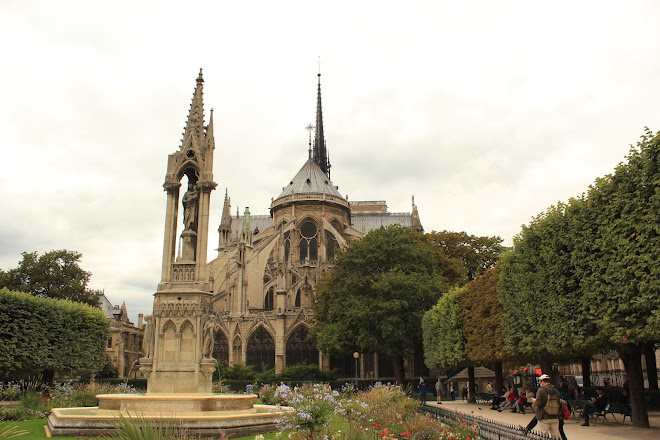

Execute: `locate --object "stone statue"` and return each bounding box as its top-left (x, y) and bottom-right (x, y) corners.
top-left (142, 315), bottom-right (154, 358)
top-left (182, 183), bottom-right (199, 231)
top-left (201, 314), bottom-right (218, 359)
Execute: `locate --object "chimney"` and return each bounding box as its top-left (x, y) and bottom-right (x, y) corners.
top-left (138, 313), bottom-right (144, 327)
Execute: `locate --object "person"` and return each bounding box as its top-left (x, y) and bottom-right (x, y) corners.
top-left (511, 387), bottom-right (532, 414)
top-left (532, 373), bottom-right (563, 437)
top-left (418, 378), bottom-right (427, 405)
top-left (462, 383), bottom-right (468, 400)
top-left (435, 378), bottom-right (443, 404)
top-left (581, 387), bottom-right (608, 426)
top-left (450, 382), bottom-right (455, 401)
top-left (486, 382), bottom-right (493, 394)
top-left (575, 386), bottom-right (586, 400)
top-left (498, 386), bottom-right (518, 411)
top-left (523, 403), bottom-right (568, 440)
top-left (246, 382), bottom-right (254, 395)
top-left (619, 389), bottom-right (630, 405)
top-left (491, 386), bottom-right (509, 410)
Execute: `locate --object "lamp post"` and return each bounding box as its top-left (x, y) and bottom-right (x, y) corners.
top-left (353, 352), bottom-right (360, 388)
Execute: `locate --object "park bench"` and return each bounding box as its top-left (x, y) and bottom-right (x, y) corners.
top-left (473, 393), bottom-right (493, 404)
top-left (569, 399), bottom-right (586, 420)
top-left (592, 403), bottom-right (612, 424)
top-left (605, 403), bottom-right (632, 424)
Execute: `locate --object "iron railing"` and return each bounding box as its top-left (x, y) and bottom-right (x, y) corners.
top-left (420, 405), bottom-right (560, 440)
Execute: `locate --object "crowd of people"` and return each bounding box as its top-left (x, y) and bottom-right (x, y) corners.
top-left (424, 373), bottom-right (632, 440)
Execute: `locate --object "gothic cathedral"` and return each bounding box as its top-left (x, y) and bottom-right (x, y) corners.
top-left (160, 70), bottom-right (423, 380)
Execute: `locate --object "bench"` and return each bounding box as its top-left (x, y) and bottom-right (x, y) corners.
top-left (592, 403), bottom-right (612, 424)
top-left (605, 403), bottom-right (632, 424)
top-left (473, 393), bottom-right (493, 404)
top-left (569, 399), bottom-right (587, 420)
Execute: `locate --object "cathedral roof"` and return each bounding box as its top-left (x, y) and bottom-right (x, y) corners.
top-left (275, 157), bottom-right (344, 200)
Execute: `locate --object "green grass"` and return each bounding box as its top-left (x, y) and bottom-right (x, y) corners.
top-left (0, 419), bottom-right (285, 440)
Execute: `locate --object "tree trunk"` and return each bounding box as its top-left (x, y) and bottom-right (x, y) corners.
top-left (42, 369), bottom-right (55, 386)
top-left (619, 343), bottom-right (650, 428)
top-left (581, 357), bottom-right (592, 388)
top-left (467, 365), bottom-right (476, 402)
top-left (493, 362), bottom-right (503, 396)
top-left (392, 355), bottom-right (405, 384)
top-left (540, 358), bottom-right (553, 384)
top-left (643, 344), bottom-right (658, 390)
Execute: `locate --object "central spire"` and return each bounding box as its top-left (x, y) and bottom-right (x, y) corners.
top-left (313, 73), bottom-right (331, 179)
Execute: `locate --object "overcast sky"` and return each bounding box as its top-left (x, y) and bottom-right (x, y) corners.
top-left (1, 0), bottom-right (658, 323)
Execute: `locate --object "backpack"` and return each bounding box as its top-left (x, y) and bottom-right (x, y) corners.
top-left (544, 389), bottom-right (560, 416)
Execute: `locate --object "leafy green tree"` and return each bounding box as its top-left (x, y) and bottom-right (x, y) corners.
top-left (498, 129), bottom-right (660, 428)
top-left (424, 231), bottom-right (506, 284)
top-left (422, 287), bottom-right (467, 372)
top-left (498, 201), bottom-right (608, 375)
top-left (312, 225), bottom-right (447, 383)
top-left (573, 128), bottom-right (660, 427)
top-left (0, 288), bottom-right (109, 382)
top-left (460, 267), bottom-right (507, 392)
top-left (0, 250), bottom-right (100, 306)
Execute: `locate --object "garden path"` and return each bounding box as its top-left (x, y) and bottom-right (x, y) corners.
top-left (424, 400), bottom-right (660, 440)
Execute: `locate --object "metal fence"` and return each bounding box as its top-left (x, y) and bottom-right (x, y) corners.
top-left (420, 405), bottom-right (560, 440)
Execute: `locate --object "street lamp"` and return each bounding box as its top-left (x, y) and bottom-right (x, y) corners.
top-left (353, 352), bottom-right (360, 388)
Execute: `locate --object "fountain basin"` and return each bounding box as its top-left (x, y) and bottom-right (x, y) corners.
top-left (46, 393), bottom-right (285, 437)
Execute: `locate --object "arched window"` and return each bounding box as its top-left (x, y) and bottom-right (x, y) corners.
top-left (213, 331), bottom-right (229, 365)
top-left (264, 287), bottom-right (274, 310)
top-left (286, 326), bottom-right (318, 366)
top-left (295, 289), bottom-right (301, 307)
top-left (299, 220), bottom-right (318, 261)
top-left (326, 232), bottom-right (338, 260)
top-left (284, 231), bottom-right (290, 262)
top-left (246, 327), bottom-right (275, 372)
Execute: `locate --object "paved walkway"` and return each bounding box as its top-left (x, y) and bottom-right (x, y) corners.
top-left (424, 400), bottom-right (660, 440)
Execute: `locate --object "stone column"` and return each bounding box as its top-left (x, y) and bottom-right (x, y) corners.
top-left (161, 183), bottom-right (180, 282)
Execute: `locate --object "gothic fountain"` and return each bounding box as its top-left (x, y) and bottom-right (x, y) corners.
top-left (47, 70), bottom-right (283, 437)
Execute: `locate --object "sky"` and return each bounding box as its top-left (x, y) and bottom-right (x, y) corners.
top-left (1, 0), bottom-right (659, 323)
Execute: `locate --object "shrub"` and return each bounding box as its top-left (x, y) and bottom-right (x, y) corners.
top-left (276, 383), bottom-right (338, 438)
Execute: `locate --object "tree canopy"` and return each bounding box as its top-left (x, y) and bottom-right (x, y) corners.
top-left (0, 288), bottom-right (110, 381)
top-left (424, 230), bottom-right (506, 285)
top-left (461, 267), bottom-right (507, 364)
top-left (497, 128), bottom-right (660, 427)
top-left (311, 225), bottom-right (447, 382)
top-left (0, 250), bottom-right (100, 306)
top-left (422, 287), bottom-right (467, 373)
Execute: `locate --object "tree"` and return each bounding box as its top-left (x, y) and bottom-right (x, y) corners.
top-left (424, 231), bottom-right (506, 284)
top-left (574, 128), bottom-right (660, 427)
top-left (497, 129), bottom-right (660, 428)
top-left (0, 288), bottom-right (110, 382)
top-left (0, 250), bottom-right (99, 306)
top-left (422, 287), bottom-right (467, 372)
top-left (498, 201), bottom-right (610, 377)
top-left (312, 225), bottom-right (447, 383)
top-left (461, 267), bottom-right (507, 392)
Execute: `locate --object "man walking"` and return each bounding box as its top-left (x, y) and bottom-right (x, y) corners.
top-left (532, 374), bottom-right (563, 437)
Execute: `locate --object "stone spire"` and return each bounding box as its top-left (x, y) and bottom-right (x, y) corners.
top-left (205, 108), bottom-right (215, 151)
top-left (181, 68), bottom-right (205, 151)
top-left (313, 74), bottom-right (331, 179)
top-left (241, 207), bottom-right (253, 247)
top-left (218, 188), bottom-right (232, 251)
top-left (411, 195), bottom-right (424, 232)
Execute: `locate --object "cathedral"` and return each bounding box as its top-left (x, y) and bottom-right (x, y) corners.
top-left (165, 70), bottom-right (423, 380)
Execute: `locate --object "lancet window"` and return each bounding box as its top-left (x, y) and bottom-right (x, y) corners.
top-left (286, 326), bottom-right (318, 366)
top-left (299, 220), bottom-right (318, 261)
top-left (246, 327), bottom-right (275, 371)
top-left (264, 287), bottom-right (274, 310)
